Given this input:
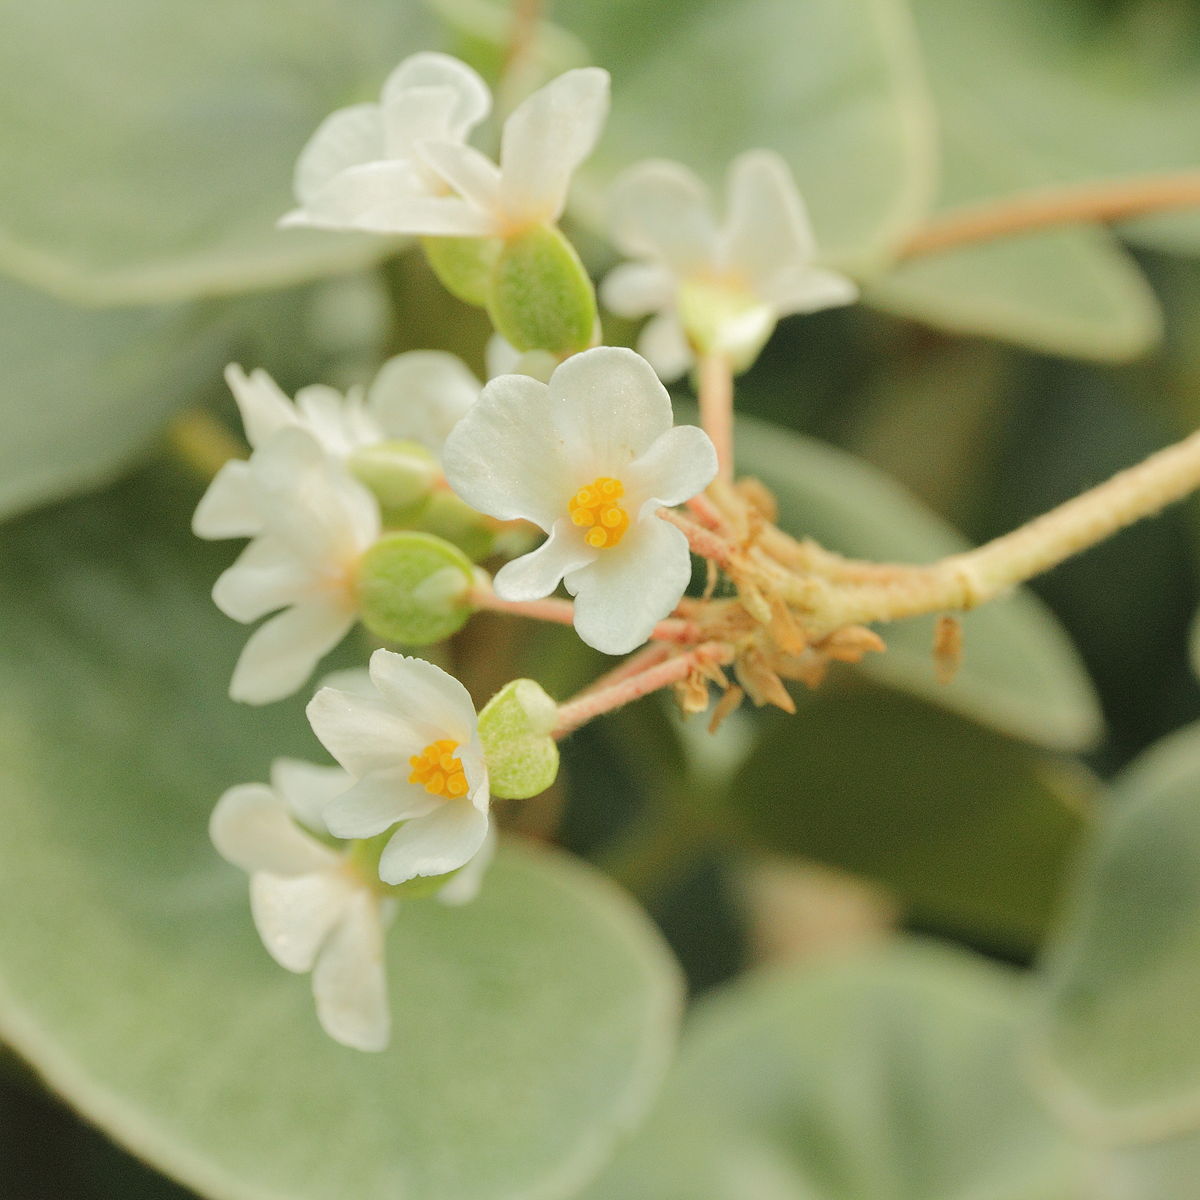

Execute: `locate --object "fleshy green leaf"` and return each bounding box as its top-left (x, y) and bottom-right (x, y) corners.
top-left (1030, 720), bottom-right (1200, 1142)
top-left (0, 467), bottom-right (682, 1200)
top-left (726, 686), bottom-right (1094, 952)
top-left (0, 2), bottom-right (436, 304)
top-left (562, 0), bottom-right (936, 273)
top-left (730, 410), bottom-right (1104, 751)
top-left (578, 941), bottom-right (1089, 1200)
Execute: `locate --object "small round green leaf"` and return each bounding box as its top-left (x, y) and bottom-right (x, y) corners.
top-left (479, 679), bottom-right (561, 800)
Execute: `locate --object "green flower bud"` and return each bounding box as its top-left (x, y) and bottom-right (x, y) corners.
top-left (478, 678), bottom-right (560, 800)
top-left (488, 224), bottom-right (596, 355)
top-left (677, 277), bottom-right (776, 373)
top-left (413, 491), bottom-right (496, 562)
top-left (356, 532), bottom-right (475, 645)
top-left (349, 439), bottom-right (439, 524)
top-left (421, 235), bottom-right (503, 307)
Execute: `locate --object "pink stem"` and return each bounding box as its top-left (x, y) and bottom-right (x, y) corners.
top-left (698, 352), bottom-right (735, 486)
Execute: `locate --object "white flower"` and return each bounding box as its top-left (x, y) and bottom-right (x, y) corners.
top-left (208, 427), bottom-right (381, 704)
top-left (193, 364), bottom-right (382, 541)
top-left (443, 346), bottom-right (717, 654)
top-left (209, 759), bottom-right (393, 1051)
top-left (280, 52), bottom-right (492, 234)
top-left (366, 350), bottom-right (482, 456)
top-left (601, 151), bottom-right (858, 380)
top-left (308, 650), bottom-right (491, 886)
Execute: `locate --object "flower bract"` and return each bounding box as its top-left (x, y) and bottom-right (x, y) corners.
top-left (444, 346), bottom-right (717, 654)
top-left (601, 151), bottom-right (858, 379)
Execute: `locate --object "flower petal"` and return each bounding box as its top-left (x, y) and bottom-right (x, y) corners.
top-left (311, 890), bottom-right (391, 1052)
top-left (270, 758), bottom-right (352, 834)
top-left (760, 264), bottom-right (859, 316)
top-left (547, 345), bottom-right (674, 473)
top-left (381, 52), bottom-right (490, 139)
top-left (417, 141), bottom-right (502, 216)
top-left (307, 685), bottom-right (429, 778)
top-left (229, 600), bottom-right (354, 705)
top-left (437, 825), bottom-right (497, 906)
top-left (210, 784), bottom-right (339, 877)
top-left (627, 424), bottom-right (718, 510)
top-left (294, 384), bottom-right (381, 459)
top-left (212, 535), bottom-right (312, 624)
top-left (367, 350), bottom-right (481, 451)
top-left (600, 261), bottom-right (676, 319)
top-left (250, 869), bottom-right (352, 973)
top-left (293, 103), bottom-right (384, 207)
top-left (493, 520), bottom-right (593, 602)
top-left (367, 650), bottom-right (478, 744)
top-left (498, 67), bottom-right (610, 227)
top-left (378, 800), bottom-right (490, 884)
top-left (608, 159), bottom-right (718, 274)
top-left (565, 515), bottom-right (692, 655)
top-left (443, 372), bottom-right (576, 528)
top-left (192, 460), bottom-right (261, 541)
top-left (637, 312), bottom-right (694, 382)
top-left (723, 149), bottom-right (817, 272)
top-left (323, 770), bottom-right (441, 840)
top-left (225, 364), bottom-right (297, 450)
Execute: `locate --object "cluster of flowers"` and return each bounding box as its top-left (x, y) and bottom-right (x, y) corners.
top-left (201, 51), bottom-right (855, 1051)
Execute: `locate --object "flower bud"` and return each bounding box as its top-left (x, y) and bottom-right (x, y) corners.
top-left (488, 224), bottom-right (596, 355)
top-left (348, 439), bottom-right (440, 524)
top-left (477, 679), bottom-right (560, 800)
top-left (356, 532), bottom-right (475, 645)
top-left (421, 235), bottom-right (502, 307)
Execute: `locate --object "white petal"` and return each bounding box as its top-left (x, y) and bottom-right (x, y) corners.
top-left (324, 771), bottom-right (441, 840)
top-left (212, 535), bottom-right (312, 624)
top-left (437, 825), bottom-right (497, 906)
top-left (378, 801), bottom-right (490, 884)
top-left (225, 364), bottom-right (297, 450)
top-left (761, 265), bottom-right (858, 316)
top-left (312, 890), bottom-right (391, 1052)
top-left (367, 350), bottom-right (481, 451)
top-left (417, 141), bottom-right (502, 216)
top-left (443, 373), bottom-right (576, 528)
top-left (627, 424), bottom-right (718, 509)
top-left (565, 516), bottom-right (692, 655)
top-left (381, 52), bottom-right (491, 138)
top-left (498, 67), bottom-right (610, 227)
top-left (367, 650), bottom-right (479, 744)
top-left (493, 520), bottom-right (594, 601)
top-left (608, 159), bottom-right (718, 273)
top-left (547, 346), bottom-right (674, 473)
top-left (192, 460), bottom-right (261, 540)
top-left (723, 149), bottom-right (817, 273)
top-left (637, 312), bottom-right (694, 382)
top-left (294, 384), bottom-right (382, 459)
top-left (210, 784), bottom-right (339, 877)
top-left (484, 335), bottom-right (556, 383)
top-left (307, 686), bottom-right (427, 778)
top-left (381, 86), bottom-right (461, 159)
top-left (229, 600), bottom-right (355, 705)
top-left (600, 261), bottom-right (676, 319)
top-left (270, 758), bottom-right (352, 834)
top-left (250, 869), bottom-right (352, 972)
top-left (293, 103), bottom-right (385, 206)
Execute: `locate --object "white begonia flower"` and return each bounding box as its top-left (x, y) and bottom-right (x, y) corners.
top-left (193, 364), bottom-right (382, 541)
top-left (443, 346), bottom-right (718, 655)
top-left (308, 650), bottom-right (491, 887)
top-left (210, 427), bottom-right (381, 705)
top-left (209, 759), bottom-right (394, 1052)
top-left (601, 151), bottom-right (858, 381)
top-left (280, 52), bottom-right (492, 234)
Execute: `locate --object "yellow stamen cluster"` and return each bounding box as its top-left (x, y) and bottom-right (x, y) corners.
top-left (408, 738), bottom-right (469, 800)
top-left (569, 476), bottom-right (630, 549)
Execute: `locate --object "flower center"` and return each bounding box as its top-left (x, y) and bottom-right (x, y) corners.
top-left (568, 476), bottom-right (630, 549)
top-left (408, 738), bottom-right (469, 800)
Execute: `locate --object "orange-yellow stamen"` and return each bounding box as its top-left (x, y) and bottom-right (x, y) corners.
top-left (568, 476), bottom-right (630, 549)
top-left (408, 738), bottom-right (469, 800)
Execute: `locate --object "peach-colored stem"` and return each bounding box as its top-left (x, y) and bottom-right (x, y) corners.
top-left (698, 352), bottom-right (735, 485)
top-left (575, 643), bottom-right (672, 698)
top-left (899, 172), bottom-right (1200, 260)
top-left (658, 507), bottom-right (737, 566)
top-left (553, 643), bottom-right (733, 739)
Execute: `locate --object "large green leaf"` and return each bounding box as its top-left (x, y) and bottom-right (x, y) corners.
top-left (0, 1), bottom-right (433, 304)
top-left (725, 686), bottom-right (1094, 952)
top-left (561, 0), bottom-right (936, 273)
top-left (578, 941), bottom-right (1089, 1200)
top-left (0, 467), bottom-right (682, 1200)
top-left (731, 410), bottom-right (1104, 751)
top-left (1030, 720), bottom-right (1200, 1143)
